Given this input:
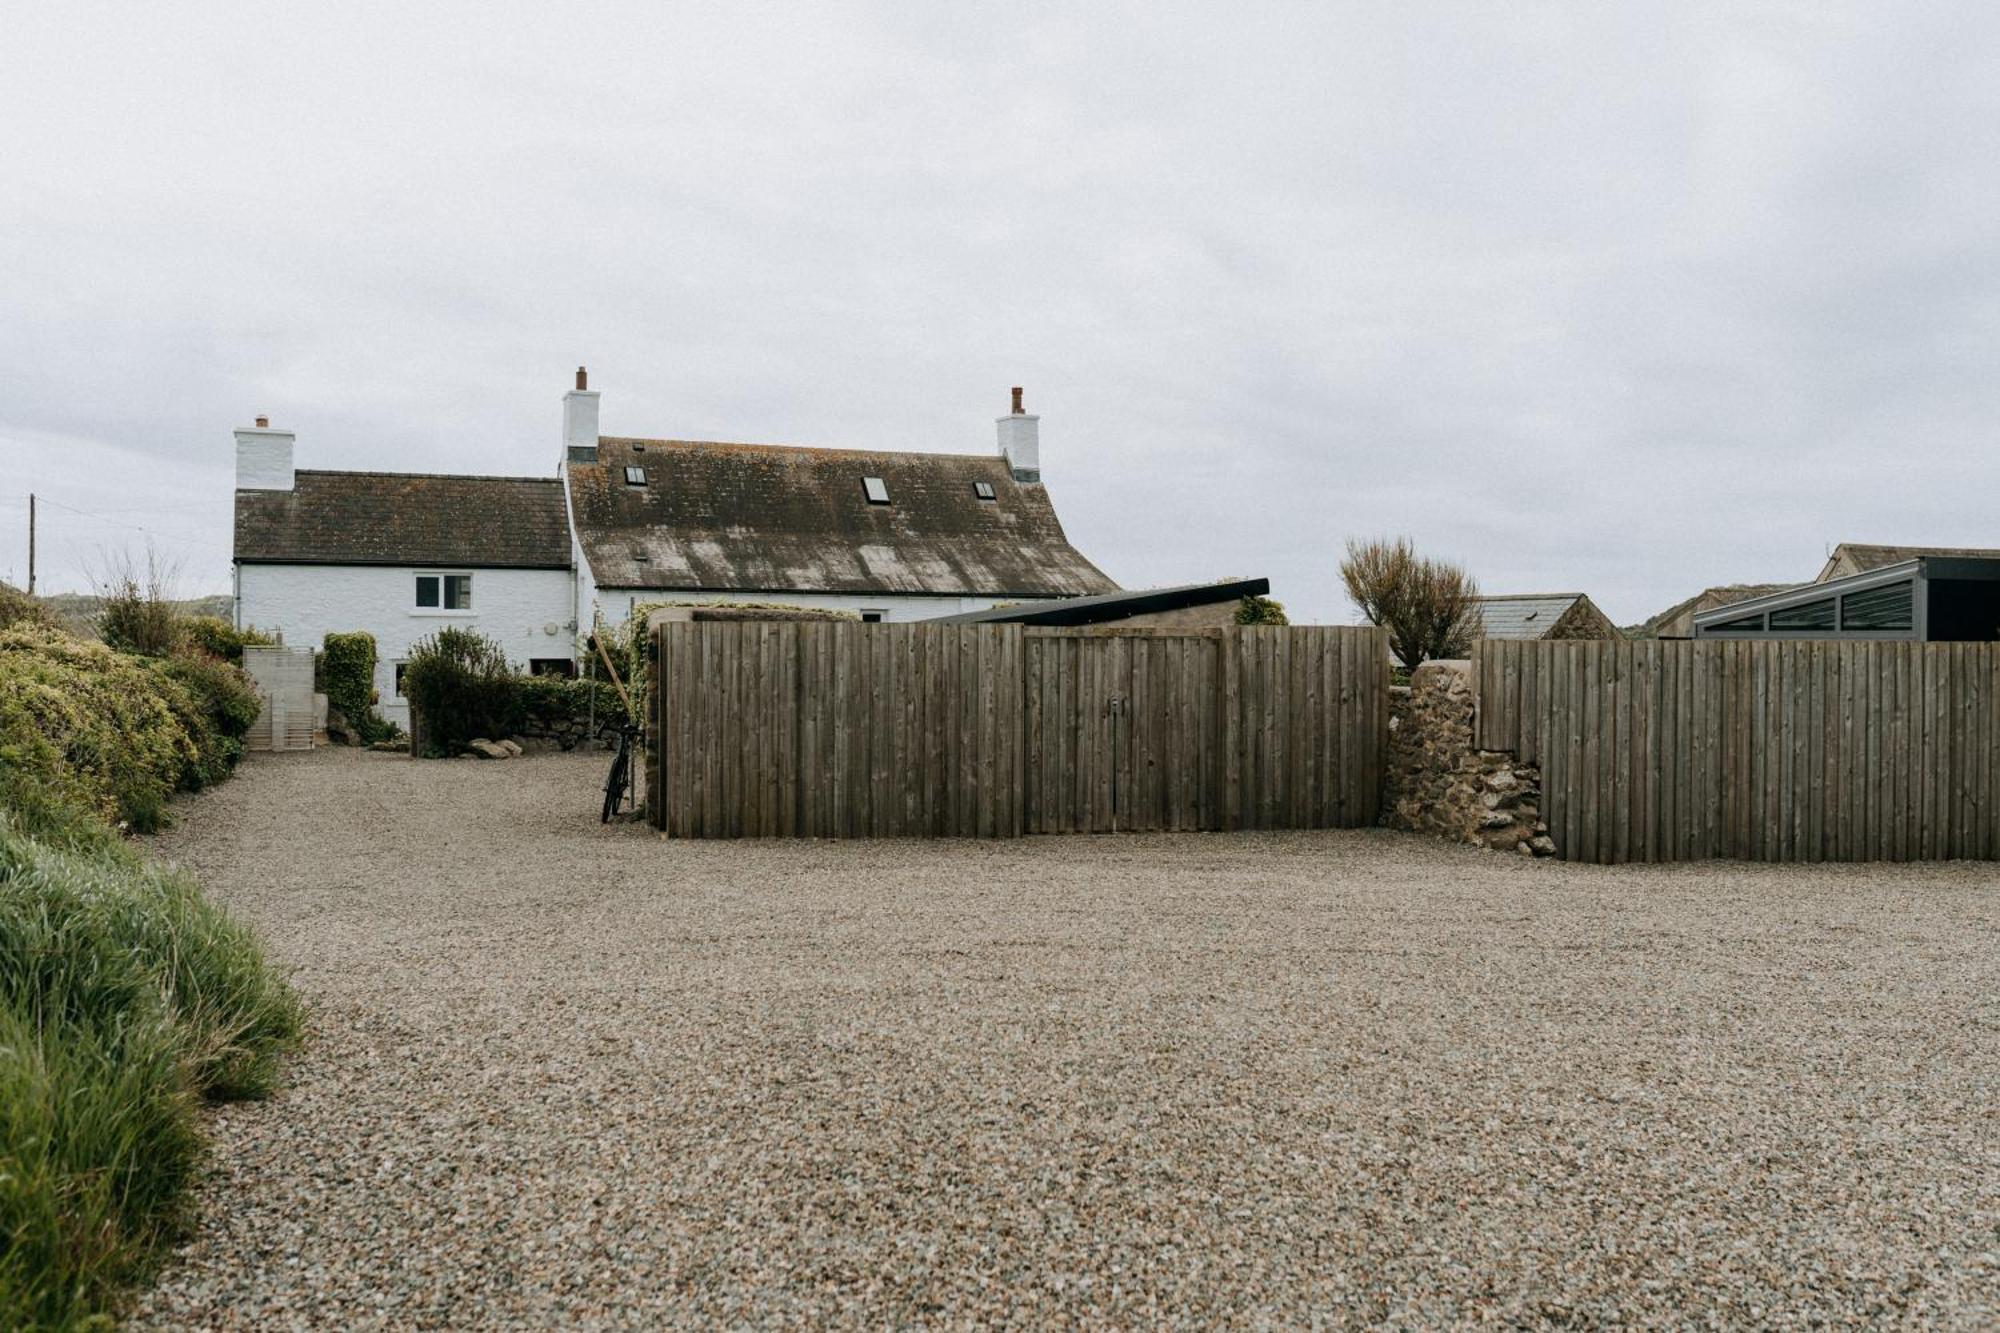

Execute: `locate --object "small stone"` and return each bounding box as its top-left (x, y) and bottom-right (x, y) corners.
top-left (1480, 812), bottom-right (1515, 830)
top-left (1529, 835), bottom-right (1557, 855)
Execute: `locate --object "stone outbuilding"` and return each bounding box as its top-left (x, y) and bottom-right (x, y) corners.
top-left (1471, 593), bottom-right (1621, 642)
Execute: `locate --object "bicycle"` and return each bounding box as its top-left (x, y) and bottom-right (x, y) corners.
top-left (601, 718), bottom-right (640, 823)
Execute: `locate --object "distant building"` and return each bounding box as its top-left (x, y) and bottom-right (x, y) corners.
top-left (1694, 555), bottom-right (2000, 641)
top-left (1472, 593), bottom-right (1621, 642)
top-left (1816, 543), bottom-right (2000, 584)
top-left (1632, 584), bottom-right (1797, 640)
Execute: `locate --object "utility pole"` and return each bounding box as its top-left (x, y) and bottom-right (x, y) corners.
top-left (25, 492), bottom-right (33, 595)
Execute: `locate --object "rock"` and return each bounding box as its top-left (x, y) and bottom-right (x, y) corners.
top-left (497, 738), bottom-right (524, 757)
top-left (368, 740), bottom-right (407, 753)
top-left (1479, 812), bottom-right (1515, 830)
top-left (1529, 835), bottom-right (1557, 856)
top-left (468, 739), bottom-right (511, 760)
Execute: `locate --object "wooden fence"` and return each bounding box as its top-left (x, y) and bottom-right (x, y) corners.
top-left (1475, 639), bottom-right (2000, 863)
top-left (648, 622), bottom-right (1389, 838)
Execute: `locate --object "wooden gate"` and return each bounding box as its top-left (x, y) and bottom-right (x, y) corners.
top-left (241, 646), bottom-right (315, 752)
top-left (1024, 629), bottom-right (1220, 832)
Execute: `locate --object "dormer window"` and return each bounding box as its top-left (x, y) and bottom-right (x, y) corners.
top-left (624, 466), bottom-right (648, 486)
top-left (973, 481), bottom-right (996, 501)
top-left (862, 476), bottom-right (890, 504)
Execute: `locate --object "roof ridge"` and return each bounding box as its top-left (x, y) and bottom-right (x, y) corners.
top-left (1473, 592), bottom-right (1585, 601)
top-left (598, 437), bottom-right (1007, 464)
top-left (295, 469), bottom-right (560, 485)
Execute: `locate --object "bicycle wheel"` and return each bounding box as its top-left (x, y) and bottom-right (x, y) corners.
top-left (601, 745), bottom-right (629, 823)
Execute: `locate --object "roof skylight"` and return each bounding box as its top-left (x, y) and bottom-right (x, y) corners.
top-left (973, 481), bottom-right (996, 501)
top-left (624, 466), bottom-right (647, 486)
top-left (863, 476), bottom-right (890, 504)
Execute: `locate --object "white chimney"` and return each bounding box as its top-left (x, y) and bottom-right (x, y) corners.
top-left (996, 385), bottom-right (1039, 483)
top-left (234, 415), bottom-right (295, 491)
top-left (564, 365), bottom-right (600, 462)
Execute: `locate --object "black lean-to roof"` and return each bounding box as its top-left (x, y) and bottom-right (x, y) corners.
top-left (567, 437), bottom-right (1118, 596)
top-left (234, 471), bottom-right (570, 569)
top-left (929, 578), bottom-right (1269, 626)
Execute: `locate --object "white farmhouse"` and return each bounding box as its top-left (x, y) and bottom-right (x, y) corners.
top-left (231, 373), bottom-right (1117, 725)
top-left (231, 419), bottom-right (575, 729)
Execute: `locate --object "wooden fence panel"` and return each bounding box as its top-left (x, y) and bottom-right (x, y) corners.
top-left (650, 622), bottom-right (1388, 838)
top-left (1473, 638), bottom-right (2000, 863)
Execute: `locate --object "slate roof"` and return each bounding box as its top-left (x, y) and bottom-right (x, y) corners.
top-left (1473, 593), bottom-right (1616, 640)
top-left (930, 578), bottom-right (1269, 626)
top-left (567, 438), bottom-right (1118, 596)
top-left (234, 471), bottom-right (570, 569)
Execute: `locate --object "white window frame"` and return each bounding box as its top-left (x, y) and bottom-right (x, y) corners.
top-left (413, 571), bottom-right (476, 616)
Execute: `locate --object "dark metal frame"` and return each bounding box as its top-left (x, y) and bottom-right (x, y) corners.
top-left (1691, 556), bottom-right (2000, 641)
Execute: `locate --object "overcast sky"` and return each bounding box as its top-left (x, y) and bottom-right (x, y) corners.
top-left (3, 3), bottom-right (1996, 623)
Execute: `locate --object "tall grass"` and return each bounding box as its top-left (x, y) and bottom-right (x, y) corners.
top-left (0, 801), bottom-right (303, 1328)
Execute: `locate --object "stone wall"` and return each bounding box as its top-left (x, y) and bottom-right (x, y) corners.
top-left (1383, 659), bottom-right (1555, 856)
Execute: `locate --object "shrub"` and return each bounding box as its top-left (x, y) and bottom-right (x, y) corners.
top-left (94, 551), bottom-right (187, 658)
top-left (515, 673), bottom-right (625, 744)
top-left (154, 651), bottom-right (262, 788)
top-left (0, 626), bottom-right (198, 832)
top-left (319, 631), bottom-right (393, 744)
top-left (1235, 595), bottom-right (1290, 626)
top-left (403, 627), bottom-right (520, 756)
top-left (0, 811), bottom-right (302, 1328)
top-left (182, 615), bottom-right (274, 665)
top-left (0, 582), bottom-right (63, 634)
top-left (1339, 536), bottom-right (1481, 673)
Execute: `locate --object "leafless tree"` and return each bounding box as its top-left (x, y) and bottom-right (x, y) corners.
top-left (1338, 537), bottom-right (1480, 672)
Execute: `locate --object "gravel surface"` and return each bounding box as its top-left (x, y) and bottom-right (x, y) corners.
top-left (131, 748), bottom-right (1998, 1328)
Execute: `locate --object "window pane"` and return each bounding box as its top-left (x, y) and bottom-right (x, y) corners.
top-left (1768, 598), bottom-right (1835, 630)
top-left (1710, 612), bottom-right (1765, 632)
top-left (1841, 581), bottom-right (1913, 631)
top-left (393, 662), bottom-right (409, 697)
top-left (973, 481), bottom-right (995, 500)
top-left (624, 466), bottom-right (647, 485)
top-left (862, 477), bottom-right (890, 504)
top-left (415, 575), bottom-right (440, 608)
top-left (445, 574), bottom-right (472, 610)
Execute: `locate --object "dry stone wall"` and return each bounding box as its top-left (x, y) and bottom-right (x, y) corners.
top-left (1383, 659), bottom-right (1555, 856)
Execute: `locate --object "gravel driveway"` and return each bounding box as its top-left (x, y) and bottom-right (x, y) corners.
top-left (132, 748), bottom-right (1997, 1328)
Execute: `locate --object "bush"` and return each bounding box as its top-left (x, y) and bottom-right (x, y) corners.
top-left (403, 627), bottom-right (521, 756)
top-left (182, 615), bottom-right (274, 665)
top-left (154, 651), bottom-right (262, 788)
top-left (0, 626), bottom-right (199, 832)
top-left (0, 811), bottom-right (302, 1328)
top-left (1339, 536), bottom-right (1481, 673)
top-left (515, 673), bottom-right (625, 743)
top-left (0, 582), bottom-right (62, 634)
top-left (319, 631), bottom-right (393, 744)
top-left (1235, 595), bottom-right (1290, 626)
top-left (94, 552), bottom-right (187, 658)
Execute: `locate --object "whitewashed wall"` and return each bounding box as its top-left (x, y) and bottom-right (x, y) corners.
top-left (236, 564), bottom-right (575, 727)
top-left (586, 587), bottom-right (1044, 627)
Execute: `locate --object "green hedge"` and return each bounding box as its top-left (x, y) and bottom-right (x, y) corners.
top-left (319, 631), bottom-right (393, 743)
top-left (407, 629), bottom-right (624, 757)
